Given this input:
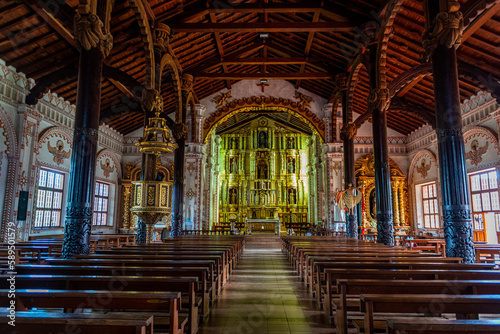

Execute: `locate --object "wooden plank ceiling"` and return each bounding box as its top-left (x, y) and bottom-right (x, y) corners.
top-left (0, 0), bottom-right (499, 135)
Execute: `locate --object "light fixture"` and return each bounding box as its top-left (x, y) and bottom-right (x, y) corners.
top-left (259, 33), bottom-right (269, 38)
top-left (260, 78), bottom-right (268, 84)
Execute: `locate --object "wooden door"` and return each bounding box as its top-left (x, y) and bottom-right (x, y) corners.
top-left (473, 213), bottom-right (486, 242)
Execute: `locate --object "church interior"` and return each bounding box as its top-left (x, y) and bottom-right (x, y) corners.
top-left (1, 0), bottom-right (500, 333)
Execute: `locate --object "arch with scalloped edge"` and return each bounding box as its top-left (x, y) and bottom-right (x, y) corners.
top-left (38, 126), bottom-right (73, 150)
top-left (346, 53), bottom-right (369, 118)
top-left (0, 105), bottom-right (18, 159)
top-left (408, 149), bottom-right (439, 183)
top-left (96, 148), bottom-right (122, 181)
top-left (202, 96), bottom-right (325, 143)
top-left (127, 0), bottom-right (155, 89)
top-left (376, 0), bottom-right (405, 91)
top-left (161, 53), bottom-right (182, 122)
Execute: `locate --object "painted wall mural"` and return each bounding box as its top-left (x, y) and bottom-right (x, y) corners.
top-left (47, 140), bottom-right (71, 165)
top-left (463, 127), bottom-right (500, 172)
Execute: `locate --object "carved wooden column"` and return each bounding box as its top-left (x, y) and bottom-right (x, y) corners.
top-left (121, 184), bottom-right (132, 230)
top-left (338, 74), bottom-right (358, 239)
top-left (423, 0), bottom-right (474, 263)
top-left (171, 74), bottom-right (192, 237)
top-left (368, 44), bottom-right (394, 246)
top-left (1, 158), bottom-right (18, 241)
top-left (399, 185), bottom-right (407, 227)
top-left (392, 180), bottom-right (401, 227)
top-left (62, 1), bottom-right (112, 258)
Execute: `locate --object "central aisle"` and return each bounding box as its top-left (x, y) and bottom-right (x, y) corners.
top-left (199, 240), bottom-right (334, 334)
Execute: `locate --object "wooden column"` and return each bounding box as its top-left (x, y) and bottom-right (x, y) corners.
top-left (338, 74), bottom-right (358, 239)
top-left (62, 1), bottom-right (112, 258)
top-left (171, 74), bottom-right (192, 237)
top-left (368, 44), bottom-right (394, 246)
top-left (423, 0), bottom-right (474, 263)
top-left (399, 185), bottom-right (407, 227)
top-left (392, 180), bottom-right (400, 227)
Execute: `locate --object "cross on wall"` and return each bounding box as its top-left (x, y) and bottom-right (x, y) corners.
top-left (257, 80), bottom-right (269, 92)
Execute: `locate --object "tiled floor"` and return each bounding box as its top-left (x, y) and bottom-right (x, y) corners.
top-left (198, 247), bottom-right (334, 334)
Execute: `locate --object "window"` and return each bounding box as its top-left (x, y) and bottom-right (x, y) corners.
top-left (470, 170), bottom-right (500, 231)
top-left (34, 169), bottom-right (64, 228)
top-left (422, 182), bottom-right (439, 229)
top-left (93, 182), bottom-right (109, 226)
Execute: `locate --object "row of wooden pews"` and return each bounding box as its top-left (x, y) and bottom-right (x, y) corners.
top-left (0, 235), bottom-right (244, 334)
top-left (282, 235), bottom-right (500, 334)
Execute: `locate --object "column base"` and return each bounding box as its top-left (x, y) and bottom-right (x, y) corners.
top-left (347, 214), bottom-right (358, 239)
top-left (136, 220), bottom-right (147, 244)
top-left (62, 217), bottom-right (92, 258)
top-left (376, 215), bottom-right (394, 246)
top-left (443, 219), bottom-right (475, 263)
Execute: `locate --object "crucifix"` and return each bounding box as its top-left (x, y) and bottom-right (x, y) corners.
top-left (257, 79), bottom-right (269, 92)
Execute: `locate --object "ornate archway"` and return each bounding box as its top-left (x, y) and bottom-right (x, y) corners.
top-left (202, 96), bottom-right (326, 142)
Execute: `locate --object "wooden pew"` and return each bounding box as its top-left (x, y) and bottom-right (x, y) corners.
top-left (11, 264), bottom-right (211, 319)
top-left (93, 249), bottom-right (231, 287)
top-left (0, 274), bottom-right (200, 334)
top-left (313, 260), bottom-right (494, 305)
top-left (307, 256), bottom-right (464, 295)
top-left (45, 257), bottom-right (219, 302)
top-left (323, 268), bottom-right (500, 324)
top-left (405, 239), bottom-right (446, 255)
top-left (386, 318), bottom-right (500, 333)
top-left (360, 294), bottom-right (500, 334)
top-left (0, 311), bottom-right (153, 334)
top-left (304, 253), bottom-right (461, 277)
top-left (0, 289), bottom-right (185, 334)
top-left (475, 245), bottom-right (500, 263)
top-left (335, 279), bottom-right (500, 334)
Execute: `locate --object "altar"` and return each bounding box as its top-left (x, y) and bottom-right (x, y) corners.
top-left (246, 218), bottom-right (281, 234)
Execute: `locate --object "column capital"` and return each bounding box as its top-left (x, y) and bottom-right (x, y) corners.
top-left (335, 73), bottom-right (349, 91)
top-left (181, 74), bottom-right (194, 92)
top-left (422, 1), bottom-right (463, 60)
top-left (368, 88), bottom-right (391, 112)
top-left (340, 121), bottom-right (359, 140)
top-left (141, 89), bottom-right (163, 113)
top-left (173, 122), bottom-right (188, 140)
top-left (74, 13), bottom-right (113, 57)
top-left (153, 23), bottom-right (172, 52)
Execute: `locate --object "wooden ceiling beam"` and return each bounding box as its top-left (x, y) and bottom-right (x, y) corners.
top-left (209, 11), bottom-right (231, 89)
top-left (296, 10), bottom-right (320, 89)
top-left (166, 0), bottom-right (359, 23)
top-left (168, 22), bottom-right (356, 33)
top-left (461, 1), bottom-right (500, 43)
top-left (193, 72), bottom-right (331, 80)
top-left (218, 57), bottom-right (320, 65)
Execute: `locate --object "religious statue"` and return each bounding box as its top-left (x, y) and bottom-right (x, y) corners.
top-left (258, 162), bottom-right (268, 179)
top-left (287, 157), bottom-right (296, 174)
top-left (286, 137), bottom-right (295, 149)
top-left (288, 188), bottom-right (297, 204)
top-left (258, 131), bottom-right (267, 148)
top-left (336, 183), bottom-right (363, 214)
top-left (230, 157), bottom-right (238, 173)
top-left (230, 188), bottom-right (238, 204)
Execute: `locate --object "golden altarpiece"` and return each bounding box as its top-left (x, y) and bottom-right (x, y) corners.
top-left (217, 117), bottom-right (310, 232)
top-left (355, 154), bottom-right (410, 234)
